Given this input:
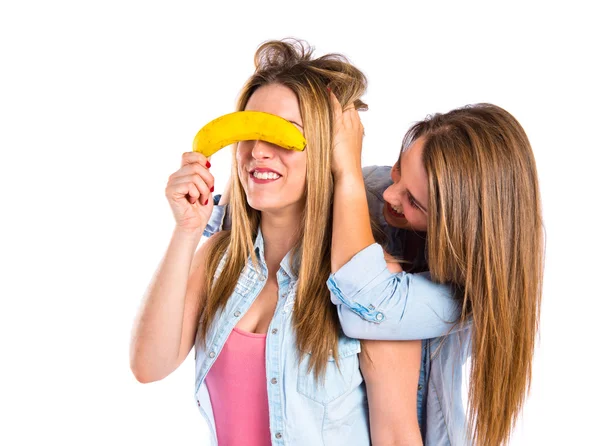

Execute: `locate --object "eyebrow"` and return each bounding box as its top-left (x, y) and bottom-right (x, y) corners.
top-left (406, 189), bottom-right (428, 213)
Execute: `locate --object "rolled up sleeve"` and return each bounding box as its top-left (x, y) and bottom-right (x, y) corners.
top-left (327, 243), bottom-right (461, 340)
top-left (203, 204), bottom-right (227, 238)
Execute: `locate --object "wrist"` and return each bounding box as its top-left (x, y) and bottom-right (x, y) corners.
top-left (334, 167), bottom-right (365, 189)
top-left (172, 225), bottom-right (205, 243)
top-left (333, 163), bottom-right (362, 180)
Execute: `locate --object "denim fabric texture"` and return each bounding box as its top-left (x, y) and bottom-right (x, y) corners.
top-left (194, 229), bottom-right (369, 445)
top-left (204, 166), bottom-right (472, 444)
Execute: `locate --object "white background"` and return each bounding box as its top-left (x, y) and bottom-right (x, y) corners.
top-left (1, 1), bottom-right (598, 444)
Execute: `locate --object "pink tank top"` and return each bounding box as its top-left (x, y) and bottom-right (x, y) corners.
top-left (205, 327), bottom-right (271, 446)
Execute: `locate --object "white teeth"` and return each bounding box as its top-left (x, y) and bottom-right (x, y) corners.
top-left (392, 205), bottom-right (403, 214)
top-left (253, 171), bottom-right (281, 180)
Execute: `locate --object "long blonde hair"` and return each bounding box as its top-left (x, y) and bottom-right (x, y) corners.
top-left (197, 39), bottom-right (368, 378)
top-left (402, 104), bottom-right (544, 445)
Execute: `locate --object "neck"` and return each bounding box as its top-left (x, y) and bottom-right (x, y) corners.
top-left (260, 207), bottom-right (302, 274)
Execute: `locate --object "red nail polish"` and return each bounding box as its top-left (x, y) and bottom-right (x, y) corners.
top-left (204, 199), bottom-right (209, 205)
top-left (206, 160), bottom-right (211, 168)
top-left (210, 186), bottom-right (214, 192)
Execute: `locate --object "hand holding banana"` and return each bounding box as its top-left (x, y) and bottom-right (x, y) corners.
top-left (165, 152), bottom-right (214, 234)
top-left (165, 111), bottom-right (305, 233)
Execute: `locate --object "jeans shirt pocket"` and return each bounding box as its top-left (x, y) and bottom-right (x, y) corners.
top-left (233, 266), bottom-right (259, 297)
top-left (296, 336), bottom-right (361, 405)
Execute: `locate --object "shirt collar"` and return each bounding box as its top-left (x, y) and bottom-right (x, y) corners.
top-left (253, 227), bottom-right (298, 280)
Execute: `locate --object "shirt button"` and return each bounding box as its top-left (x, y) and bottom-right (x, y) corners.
top-left (234, 310), bottom-right (241, 317)
top-left (197, 400), bottom-right (201, 406)
top-left (208, 351), bottom-right (216, 358)
top-left (271, 378), bottom-right (278, 385)
top-left (418, 384), bottom-right (423, 391)
top-left (271, 328), bottom-right (278, 335)
top-left (375, 312), bottom-right (384, 321)
top-left (275, 432), bottom-right (282, 439)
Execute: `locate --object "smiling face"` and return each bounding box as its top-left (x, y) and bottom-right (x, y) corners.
top-left (236, 83), bottom-right (307, 215)
top-left (382, 136), bottom-right (429, 232)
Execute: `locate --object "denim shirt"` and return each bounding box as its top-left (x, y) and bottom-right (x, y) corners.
top-left (204, 166), bottom-right (472, 445)
top-left (194, 229), bottom-right (370, 446)
top-left (326, 166), bottom-right (472, 445)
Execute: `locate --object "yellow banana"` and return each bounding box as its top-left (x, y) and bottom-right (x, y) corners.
top-left (192, 111), bottom-right (306, 157)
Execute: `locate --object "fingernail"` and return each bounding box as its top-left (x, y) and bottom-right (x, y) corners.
top-left (206, 160), bottom-right (211, 168)
top-left (204, 199), bottom-right (209, 205)
top-left (210, 186), bottom-right (214, 192)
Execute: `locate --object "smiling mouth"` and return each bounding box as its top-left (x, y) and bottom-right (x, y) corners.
top-left (386, 202), bottom-right (406, 219)
top-left (250, 169), bottom-right (282, 183)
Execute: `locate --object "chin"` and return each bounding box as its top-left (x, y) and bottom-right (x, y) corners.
top-left (246, 197), bottom-right (268, 212)
top-left (246, 196), bottom-right (280, 212)
top-left (387, 220), bottom-right (412, 230)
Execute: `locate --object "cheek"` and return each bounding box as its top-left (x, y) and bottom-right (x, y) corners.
top-left (283, 152), bottom-right (307, 186)
top-left (236, 143), bottom-right (252, 175)
top-left (236, 142), bottom-right (252, 162)
top-left (235, 149), bottom-right (246, 188)
top-left (409, 212), bottom-right (427, 232)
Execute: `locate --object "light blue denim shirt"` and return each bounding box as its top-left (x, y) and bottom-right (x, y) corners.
top-left (194, 229), bottom-right (370, 446)
top-left (204, 166), bottom-right (473, 444)
top-left (326, 165), bottom-right (473, 445)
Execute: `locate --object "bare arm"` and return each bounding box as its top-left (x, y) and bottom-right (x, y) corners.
top-left (358, 262), bottom-right (423, 445)
top-left (129, 151), bottom-right (216, 383)
top-left (361, 339), bottom-right (423, 446)
top-left (332, 173), bottom-right (376, 272)
top-left (328, 92), bottom-right (377, 273)
top-left (129, 229), bottom-right (217, 383)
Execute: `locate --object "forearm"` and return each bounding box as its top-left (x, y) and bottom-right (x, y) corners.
top-left (129, 227), bottom-right (203, 382)
top-left (328, 244), bottom-right (460, 340)
top-left (361, 340), bottom-right (423, 446)
top-left (331, 169), bottom-right (375, 272)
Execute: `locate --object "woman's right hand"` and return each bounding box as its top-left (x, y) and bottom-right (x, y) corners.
top-left (165, 152), bottom-right (214, 233)
top-left (329, 90), bottom-right (364, 180)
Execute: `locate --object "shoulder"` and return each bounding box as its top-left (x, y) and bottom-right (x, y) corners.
top-left (362, 165), bottom-right (392, 181)
top-left (362, 165), bottom-right (393, 195)
top-left (192, 231), bottom-right (229, 273)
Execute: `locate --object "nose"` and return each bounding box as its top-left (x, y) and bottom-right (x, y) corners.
top-left (383, 181), bottom-right (405, 204)
top-left (251, 139), bottom-right (275, 160)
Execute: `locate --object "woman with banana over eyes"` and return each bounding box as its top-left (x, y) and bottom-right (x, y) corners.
top-left (209, 101), bottom-right (544, 444)
top-left (130, 39), bottom-right (380, 446)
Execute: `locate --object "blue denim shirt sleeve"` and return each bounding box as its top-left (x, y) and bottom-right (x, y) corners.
top-left (327, 243), bottom-right (461, 340)
top-left (203, 196), bottom-right (228, 238)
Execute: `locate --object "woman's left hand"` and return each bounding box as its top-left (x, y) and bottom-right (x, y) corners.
top-left (329, 90), bottom-right (364, 179)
